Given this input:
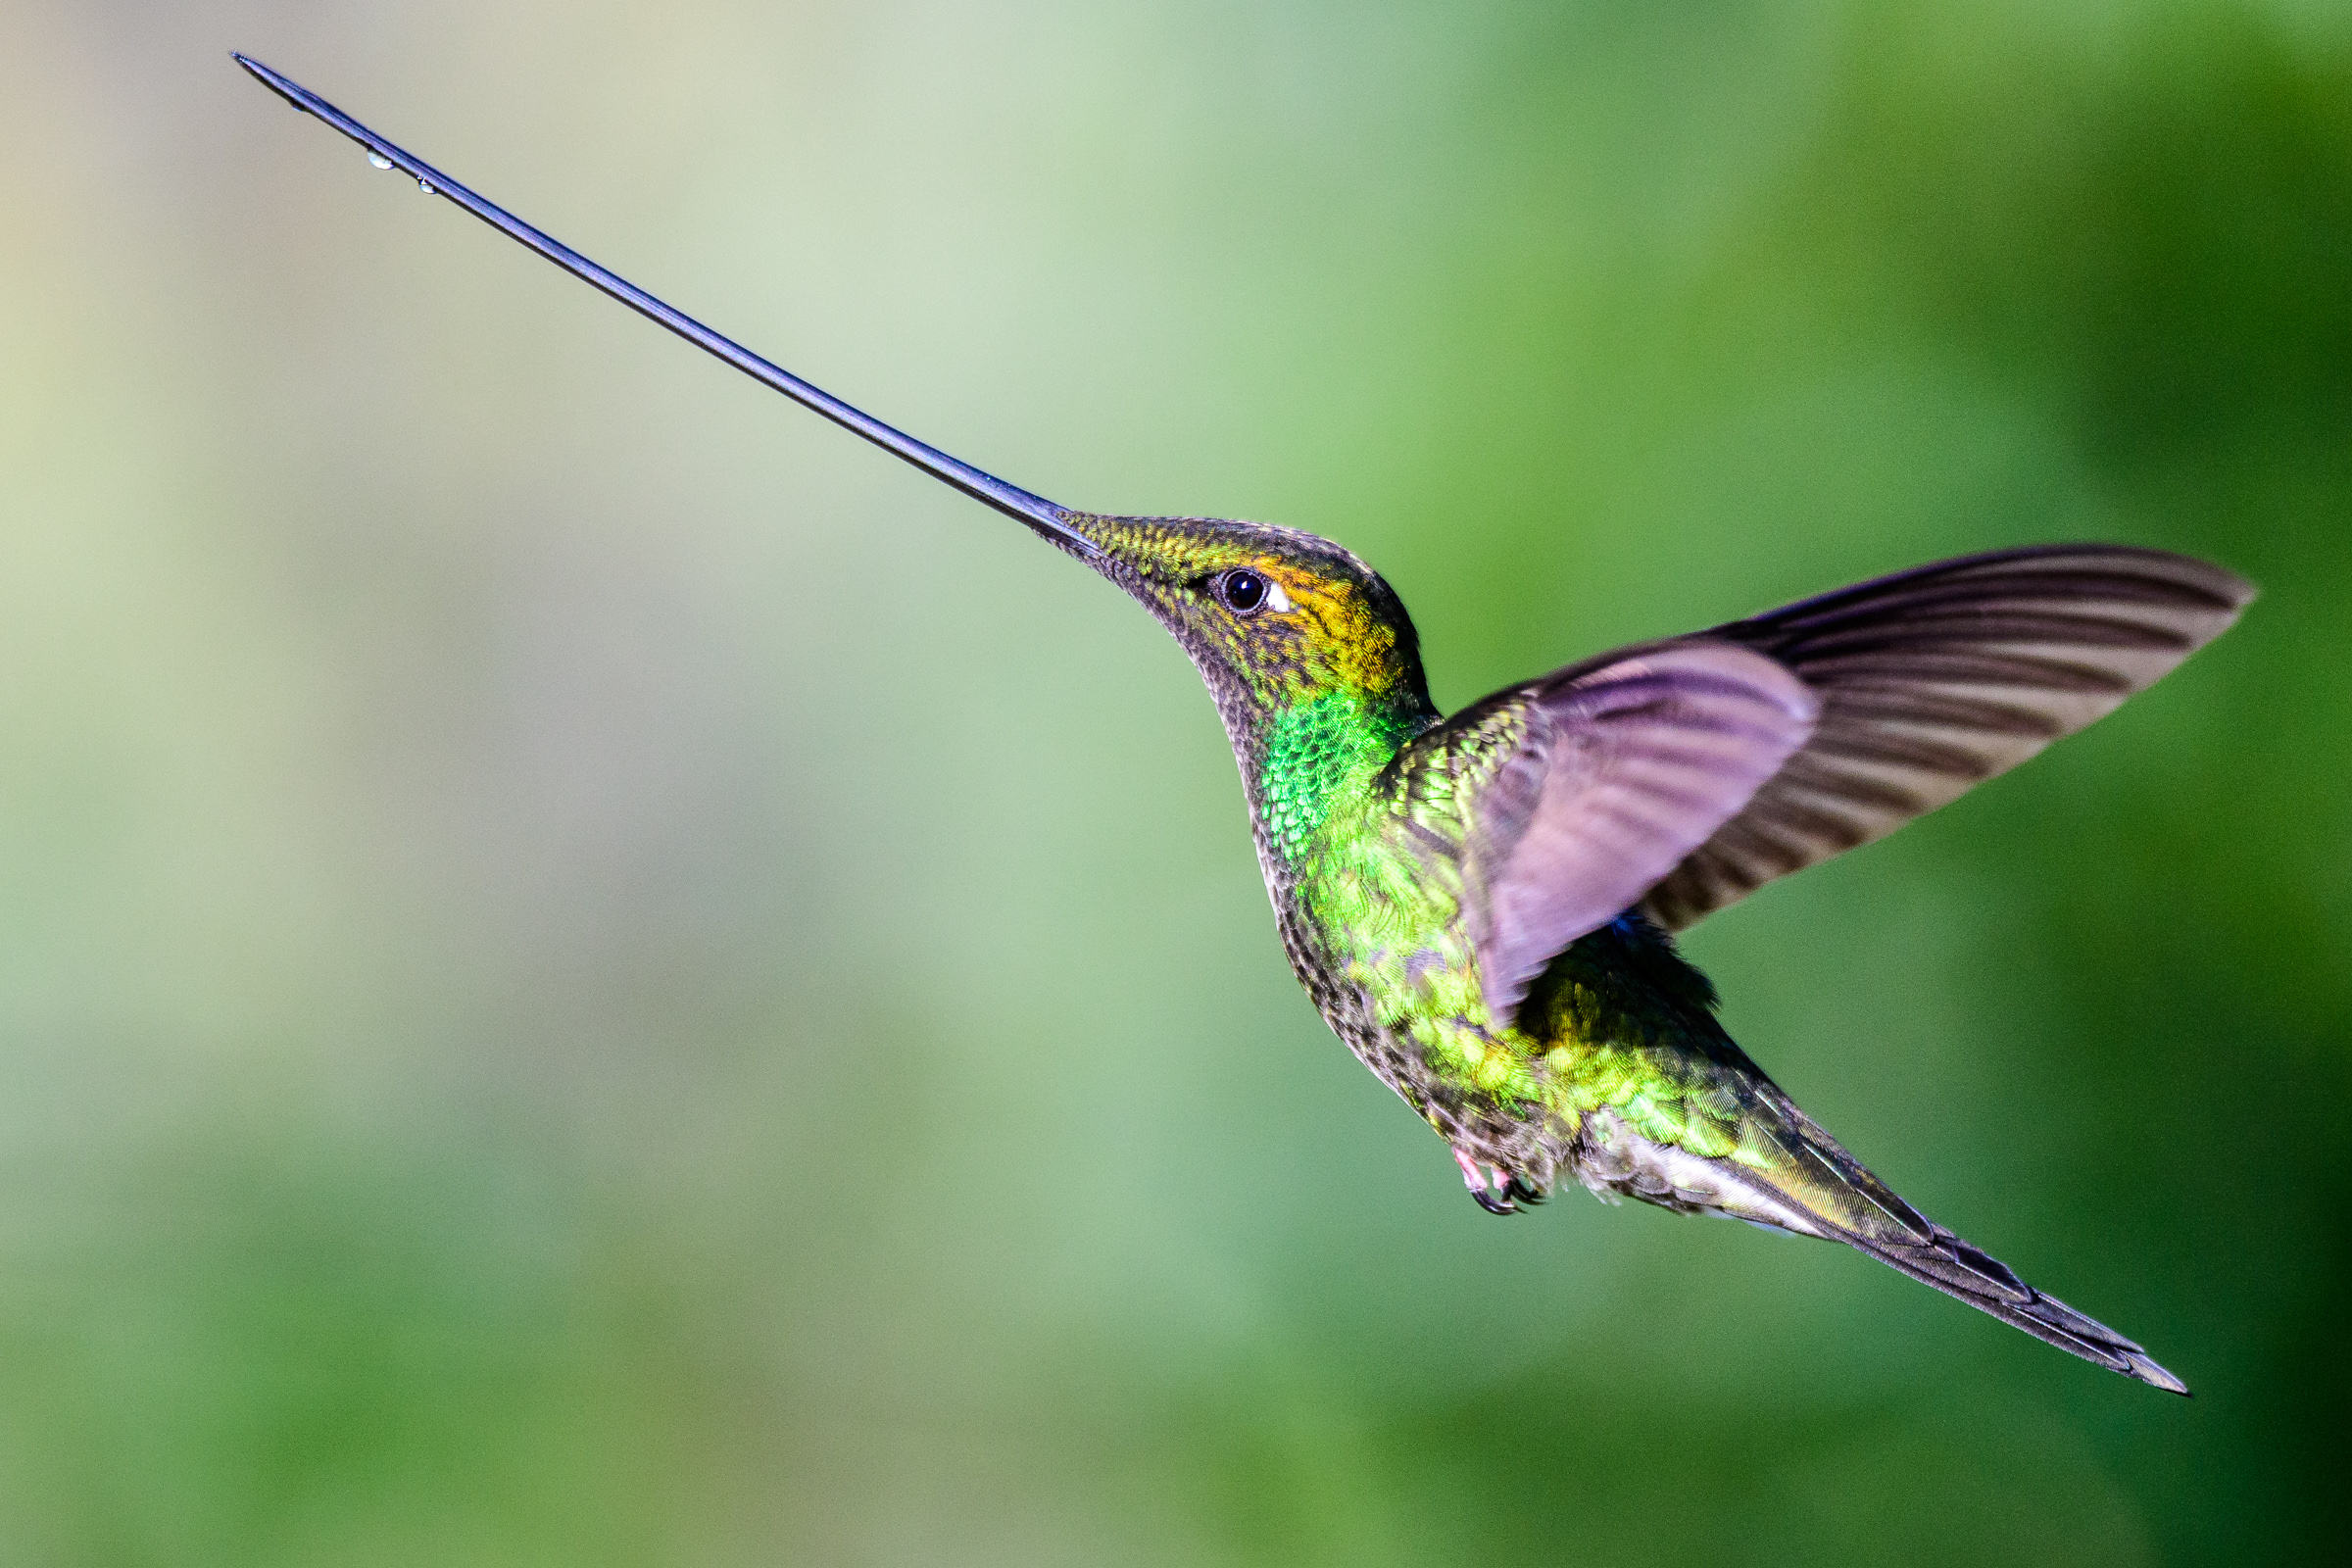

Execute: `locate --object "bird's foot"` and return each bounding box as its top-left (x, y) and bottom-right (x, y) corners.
top-left (1455, 1150), bottom-right (1522, 1215)
top-left (1505, 1176), bottom-right (1548, 1207)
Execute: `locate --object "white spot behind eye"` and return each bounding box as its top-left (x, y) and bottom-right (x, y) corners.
top-left (1263, 579), bottom-right (1295, 613)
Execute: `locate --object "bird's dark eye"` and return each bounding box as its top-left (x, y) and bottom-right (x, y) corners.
top-left (1218, 569), bottom-right (1268, 614)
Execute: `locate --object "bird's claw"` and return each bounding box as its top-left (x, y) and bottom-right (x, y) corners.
top-left (1456, 1151), bottom-right (1527, 1215)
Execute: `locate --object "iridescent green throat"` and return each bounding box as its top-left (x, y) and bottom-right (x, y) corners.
top-left (1253, 691), bottom-right (1432, 863)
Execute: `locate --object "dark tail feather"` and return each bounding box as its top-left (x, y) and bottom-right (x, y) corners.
top-left (1735, 1102), bottom-right (2189, 1394)
top-left (1840, 1221), bottom-right (2188, 1395)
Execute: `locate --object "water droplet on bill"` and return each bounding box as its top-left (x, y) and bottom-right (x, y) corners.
top-left (368, 152), bottom-right (393, 171)
top-left (417, 179), bottom-right (435, 195)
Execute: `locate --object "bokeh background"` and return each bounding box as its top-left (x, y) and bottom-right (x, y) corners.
top-left (1, 1), bottom-right (2344, 1562)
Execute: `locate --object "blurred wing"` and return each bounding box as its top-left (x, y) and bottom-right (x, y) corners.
top-left (1410, 642), bottom-right (1819, 1026)
top-left (1640, 545), bottom-right (2255, 930)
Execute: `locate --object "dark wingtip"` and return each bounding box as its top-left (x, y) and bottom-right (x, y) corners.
top-left (2144, 550), bottom-right (2258, 622)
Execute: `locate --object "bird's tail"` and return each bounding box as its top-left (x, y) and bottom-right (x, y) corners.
top-left (1727, 1099), bottom-right (2188, 1395)
top-left (1835, 1211), bottom-right (2186, 1393)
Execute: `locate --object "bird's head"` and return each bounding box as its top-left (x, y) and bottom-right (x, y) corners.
top-left (1056, 513), bottom-right (1434, 736)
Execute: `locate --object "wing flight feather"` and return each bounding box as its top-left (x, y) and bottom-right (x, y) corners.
top-left (1640, 546), bottom-right (2254, 929)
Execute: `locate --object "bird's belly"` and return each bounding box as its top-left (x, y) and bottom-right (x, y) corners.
top-left (1276, 903), bottom-right (1564, 1176)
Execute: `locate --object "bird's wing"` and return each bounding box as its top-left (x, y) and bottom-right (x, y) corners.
top-left (1638, 545), bottom-right (2254, 930)
top-left (1397, 641), bottom-right (1819, 1027)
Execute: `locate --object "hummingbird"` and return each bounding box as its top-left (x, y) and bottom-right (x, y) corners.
top-left (240, 57), bottom-right (2250, 1394)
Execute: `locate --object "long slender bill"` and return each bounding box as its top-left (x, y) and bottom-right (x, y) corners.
top-left (232, 53), bottom-right (1100, 561)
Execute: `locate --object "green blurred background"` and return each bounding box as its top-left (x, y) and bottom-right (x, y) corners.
top-left (0, 1), bottom-right (2343, 1562)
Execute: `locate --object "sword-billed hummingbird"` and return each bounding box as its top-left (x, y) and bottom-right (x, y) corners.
top-left (238, 56), bottom-right (2250, 1394)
